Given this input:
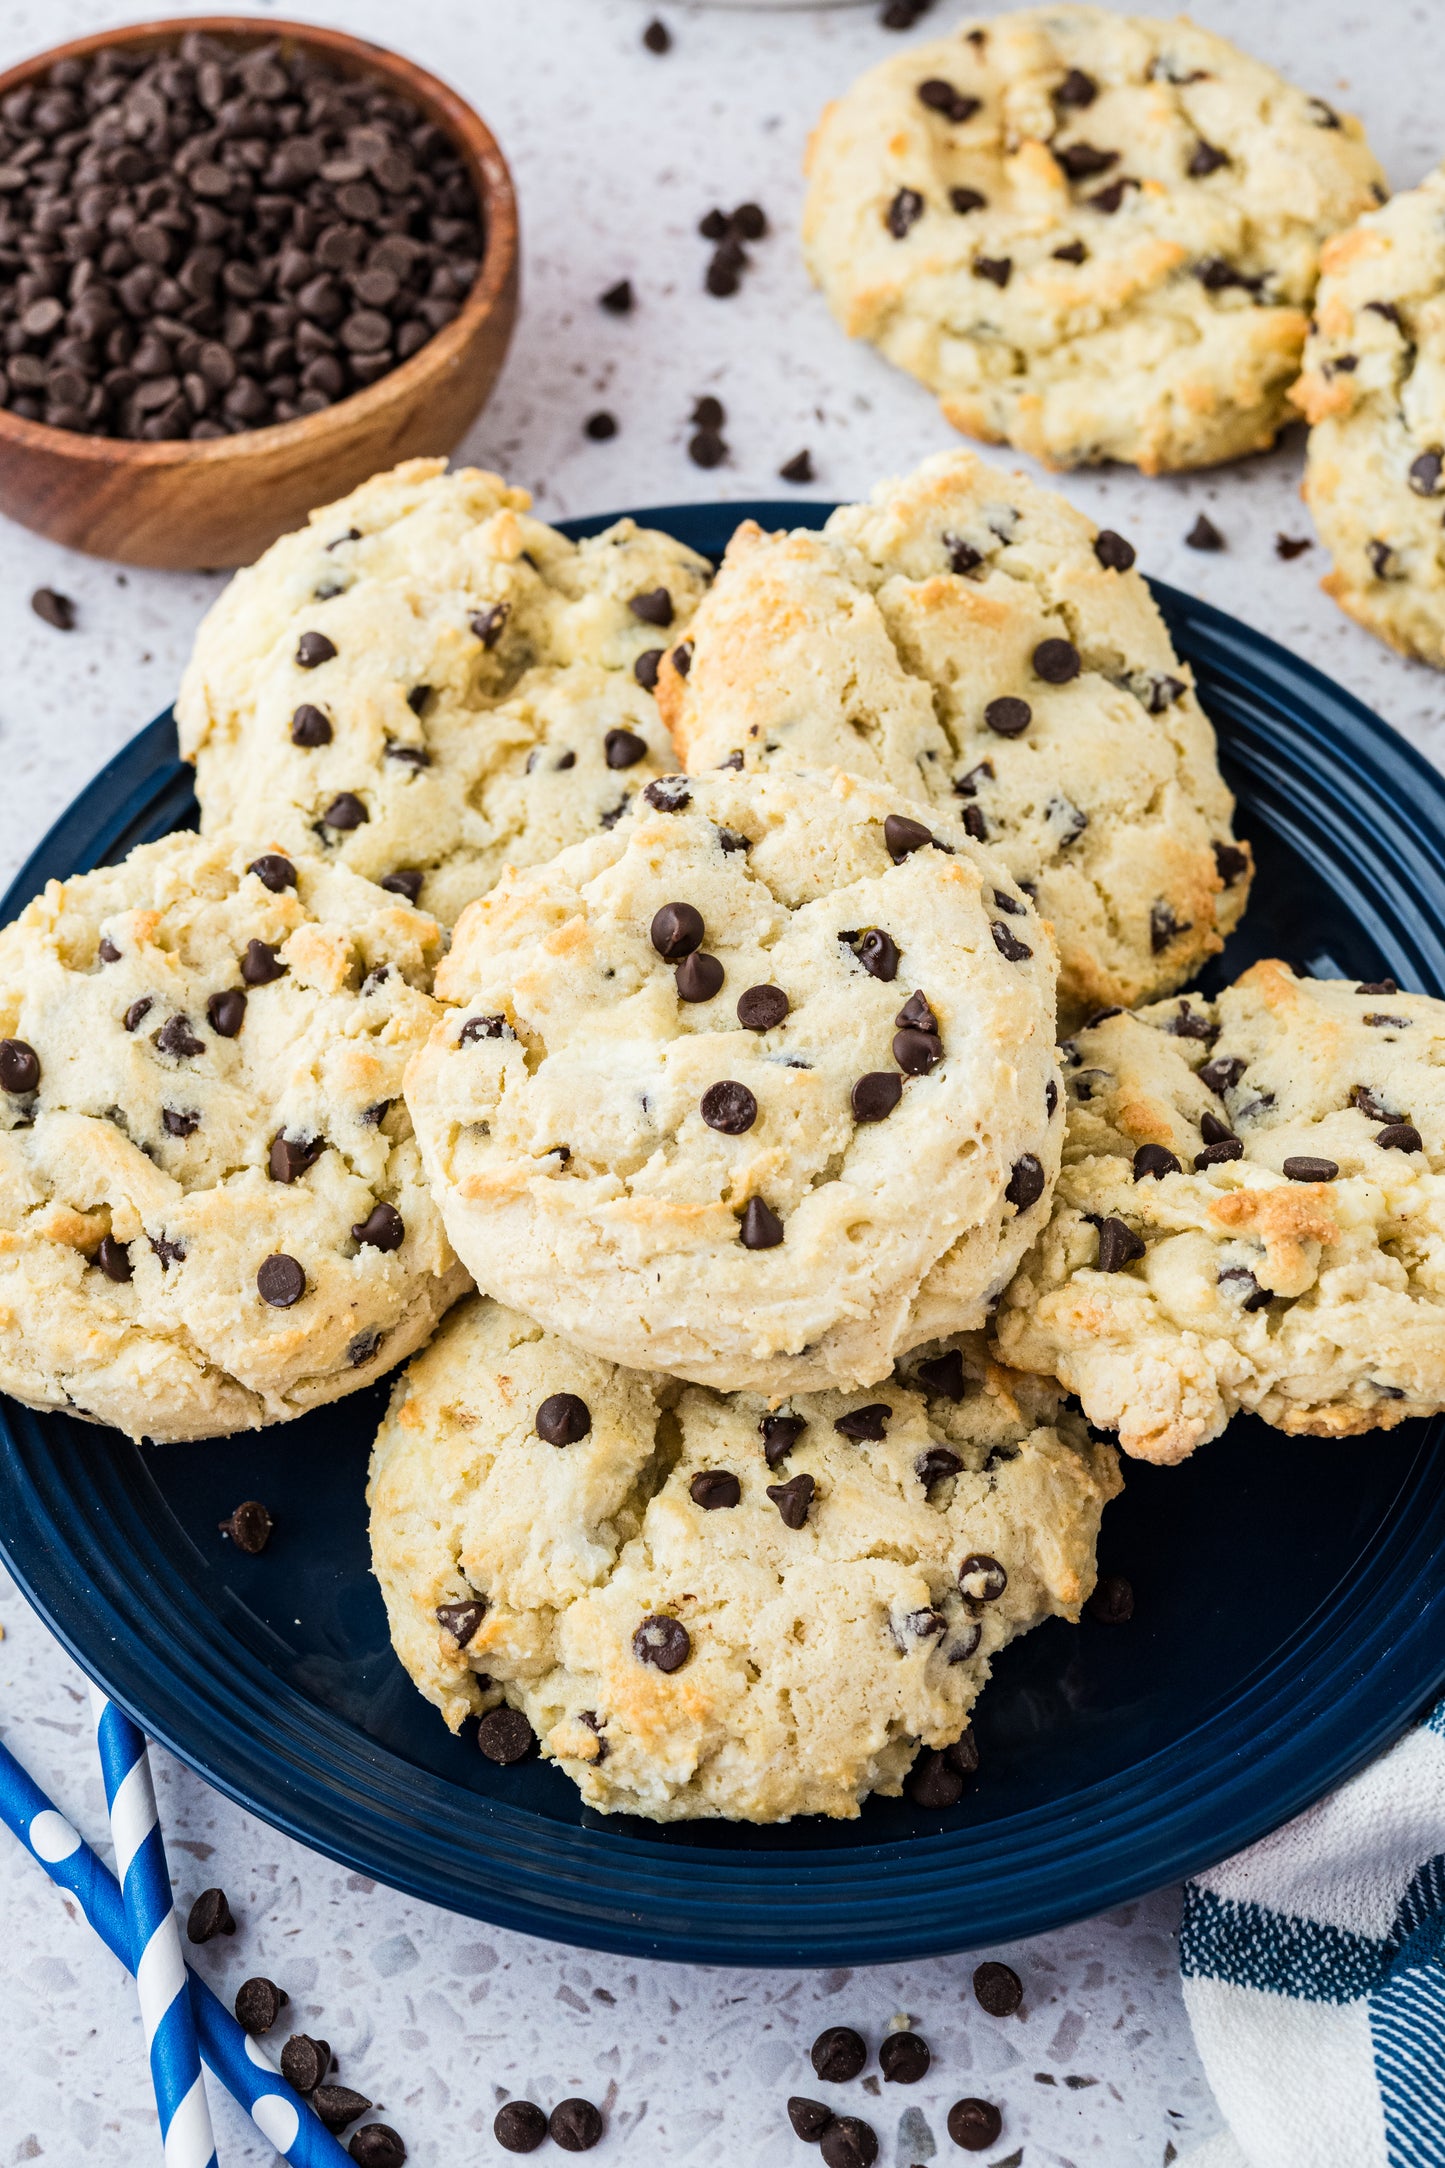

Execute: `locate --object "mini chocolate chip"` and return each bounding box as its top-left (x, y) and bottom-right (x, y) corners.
top-left (348, 1329), bottom-right (383, 1368)
top-left (879, 2032), bottom-right (931, 2084)
top-left (991, 922), bottom-right (1032, 962)
top-left (1089, 176), bottom-right (1137, 212)
top-left (280, 2035), bottom-right (332, 2095)
top-left (323, 792), bottom-right (368, 830)
top-left (984, 695), bottom-right (1033, 738)
top-left (993, 890), bottom-right (1026, 917)
top-left (296, 631), bottom-right (336, 669)
top-left (1284, 1156), bottom-right (1339, 1182)
top-left (241, 940), bottom-right (287, 987)
top-left (691, 1469), bottom-right (741, 1510)
top-left (629, 586), bottom-right (674, 627)
top-left (1095, 1217), bottom-right (1146, 1271)
top-left (96, 1235), bottom-right (133, 1283)
top-left (1276, 534), bottom-right (1312, 560)
top-left (950, 186), bottom-right (988, 213)
top-left (1378, 1122), bottom-right (1423, 1153)
top-left (1046, 1078), bottom-right (1059, 1117)
top-left (186, 1887), bottom-right (236, 1944)
top-left (812, 2027), bottom-right (867, 2083)
top-left (788, 2097), bottom-right (834, 2143)
top-left (1053, 238), bottom-right (1089, 261)
top-left (674, 950), bottom-right (724, 1003)
top-left (634, 648), bottom-right (664, 690)
top-left (352, 1201), bottom-right (404, 1251)
top-left (644, 776), bottom-right (691, 812)
top-left (634, 1614), bottom-right (690, 1672)
top-left (946, 1730), bottom-right (980, 1777)
top-left (737, 985), bottom-right (789, 1031)
top-left (780, 450), bottom-right (815, 483)
top-left (380, 869), bottom-right (424, 905)
top-left (961, 805), bottom-right (987, 840)
top-left (436, 1599), bottom-right (486, 1646)
top-left (1189, 138), bottom-right (1229, 176)
top-left (689, 426), bottom-right (727, 466)
top-left (668, 643), bottom-right (695, 683)
top-left (269, 1133), bottom-right (322, 1184)
top-left (1134, 1143), bottom-right (1181, 1181)
top-left (1032, 637), bottom-right (1080, 683)
top-left (1056, 66), bottom-right (1096, 105)
top-left (98, 938), bottom-right (121, 965)
top-left (202, 986), bottom-right (247, 1042)
top-left (602, 728), bottom-right (648, 772)
top-left (1410, 450), bottom-right (1443, 496)
top-left (31, 588), bottom-right (75, 632)
top-left (347, 2129), bottom-right (405, 2168)
top-left (257, 1254), bottom-right (305, 1308)
top-left (948, 2097), bottom-right (1003, 2150)
top-left (472, 603), bottom-right (511, 648)
top-left (478, 1706), bottom-right (534, 1764)
top-left (162, 1108), bottom-right (200, 1139)
top-left (1094, 529), bottom-right (1136, 571)
top-left (916, 1348), bottom-right (966, 1400)
top-left (835, 1403), bottom-right (890, 1442)
top-left (643, 17), bottom-right (671, 52)
top-left (549, 2099), bottom-right (603, 2153)
top-left (600, 278), bottom-right (634, 316)
top-left (973, 254), bottom-right (1012, 286)
top-left (235, 1977), bottom-right (288, 2035)
top-left (1151, 901), bottom-right (1190, 953)
top-left (893, 1028), bottom-right (943, 1075)
top-left (701, 1079), bottom-right (757, 1133)
top-left (767, 1471), bottom-right (815, 1528)
top-left (740, 1196), bottom-right (784, 1248)
top-left (820, 2118), bottom-right (877, 2168)
top-left (959, 1553), bottom-right (1007, 1603)
top-left (918, 78), bottom-right (980, 123)
top-left (124, 999), bottom-right (154, 1034)
top-left (887, 187), bottom-right (925, 238)
top-left (1200, 1055), bottom-right (1246, 1095)
top-left (150, 1235), bottom-right (186, 1272)
top-left (249, 854), bottom-right (297, 895)
top-left (1201, 1112), bottom-right (1235, 1146)
top-left (1186, 513), bottom-right (1225, 550)
top-left (585, 410), bottom-right (618, 440)
top-left (1004, 1153), bottom-right (1045, 1210)
top-left (651, 902), bottom-right (705, 959)
top-left (1220, 1265), bottom-right (1271, 1310)
top-left (907, 1751), bottom-right (963, 1807)
top-left (895, 991), bottom-right (938, 1032)
top-left (916, 1445), bottom-right (964, 1488)
top-left (1056, 141), bottom-right (1117, 180)
top-left (840, 927), bottom-right (901, 981)
top-left (291, 704), bottom-right (332, 747)
top-left (852, 1071), bottom-right (903, 1122)
top-left (761, 1413), bottom-right (806, 1465)
top-left (1087, 1573), bottom-right (1134, 1624)
top-left (973, 1960), bottom-right (1023, 2016)
top-left (1352, 1085), bottom-right (1402, 1123)
top-left (1169, 1000), bottom-right (1215, 1040)
top-left (883, 812), bottom-right (933, 861)
top-left (945, 533), bottom-right (983, 574)
top-left (494, 2101), bottom-right (549, 2153)
top-left (1368, 539), bottom-right (1399, 580)
top-left (536, 1392), bottom-right (591, 1445)
top-left (153, 1013), bottom-right (206, 1057)
top-left (1211, 842), bottom-right (1249, 890)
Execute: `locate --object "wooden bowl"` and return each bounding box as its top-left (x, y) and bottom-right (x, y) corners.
top-left (0, 18), bottom-right (519, 568)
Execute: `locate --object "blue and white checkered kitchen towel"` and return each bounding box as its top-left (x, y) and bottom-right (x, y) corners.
top-left (1179, 1699), bottom-right (1445, 2168)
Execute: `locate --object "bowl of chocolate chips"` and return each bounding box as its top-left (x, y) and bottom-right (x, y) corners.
top-left (0, 18), bottom-right (518, 567)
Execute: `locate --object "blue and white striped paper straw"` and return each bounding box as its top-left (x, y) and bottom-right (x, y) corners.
top-left (0, 1723), bottom-right (351, 2168)
top-left (91, 1688), bottom-right (217, 2168)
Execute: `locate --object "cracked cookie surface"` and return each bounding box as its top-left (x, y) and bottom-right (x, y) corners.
top-left (658, 452), bottom-right (1251, 1026)
top-left (405, 764), bottom-right (1060, 1394)
top-left (994, 960), bottom-right (1445, 1461)
top-left (0, 831), bottom-right (468, 1441)
top-left (178, 460), bottom-right (713, 924)
top-left (368, 1298), bottom-right (1120, 1821)
top-left (1295, 164), bottom-right (1445, 668)
top-left (803, 6), bottom-right (1383, 472)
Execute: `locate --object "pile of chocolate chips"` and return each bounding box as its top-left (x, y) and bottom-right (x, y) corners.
top-left (0, 32), bottom-right (483, 439)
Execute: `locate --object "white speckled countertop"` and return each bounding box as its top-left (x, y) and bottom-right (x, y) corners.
top-left (1, 1), bottom-right (1441, 2160)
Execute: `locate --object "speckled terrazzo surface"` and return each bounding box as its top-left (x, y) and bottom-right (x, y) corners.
top-left (1, 0), bottom-right (1442, 2160)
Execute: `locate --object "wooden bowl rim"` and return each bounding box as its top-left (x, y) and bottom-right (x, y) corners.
top-left (0, 14), bottom-right (519, 474)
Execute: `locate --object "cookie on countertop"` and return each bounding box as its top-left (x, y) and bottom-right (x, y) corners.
top-left (0, 832), bottom-right (469, 1442)
top-left (994, 960), bottom-right (1445, 1462)
top-left (802, 6), bottom-right (1384, 473)
top-left (404, 764), bottom-right (1061, 1395)
top-left (1294, 164), bottom-right (1445, 668)
top-left (176, 460), bottom-right (713, 925)
top-left (368, 1298), bottom-right (1121, 1822)
top-left (658, 451), bottom-right (1252, 1025)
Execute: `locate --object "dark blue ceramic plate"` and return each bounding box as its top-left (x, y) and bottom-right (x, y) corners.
top-left (1, 503), bottom-right (1443, 1968)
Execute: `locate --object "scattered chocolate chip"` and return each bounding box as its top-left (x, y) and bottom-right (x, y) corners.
top-left (549, 2099), bottom-right (603, 2154)
top-left (290, 703), bottom-right (332, 748)
top-left (318, 2086), bottom-right (377, 2136)
top-left (780, 450), bottom-right (814, 483)
top-left (1186, 513), bottom-right (1224, 551)
top-left (600, 279), bottom-right (634, 316)
top-left (973, 254), bottom-right (1012, 286)
top-left (950, 186), bottom-right (988, 214)
top-left (835, 1404), bottom-right (890, 1442)
top-left (1133, 1143), bottom-right (1181, 1181)
top-left (380, 869), bottom-right (424, 905)
top-left (1189, 138), bottom-right (1230, 176)
top-left (239, 939), bottom-right (287, 990)
top-left (959, 1553), bottom-right (1007, 1603)
top-left (149, 1234), bottom-right (186, 1272)
top-left (1282, 1155), bottom-right (1339, 1183)
top-left (893, 1028), bottom-right (943, 1075)
top-left (643, 18), bottom-right (671, 52)
top-left (1094, 1217), bottom-right (1145, 1272)
top-left (629, 586), bottom-right (674, 628)
top-left (906, 1746), bottom-right (964, 1810)
top-left (352, 1201), bottom-right (404, 1251)
top-left (740, 1196), bottom-right (784, 1249)
top-left (1150, 901), bottom-right (1189, 953)
top-left (761, 1412), bottom-right (805, 1465)
top-left (1056, 141), bottom-right (1117, 180)
top-left (162, 1107), bottom-right (200, 1138)
top-left (1094, 529), bottom-right (1135, 572)
top-left (883, 812), bottom-right (933, 861)
top-left (31, 588), bottom-right (75, 631)
top-left (879, 2032), bottom-right (930, 2083)
top-left (916, 1446), bottom-right (964, 1491)
top-left (1032, 637), bottom-right (1080, 683)
top-left (471, 606), bottom-right (512, 657)
top-left (96, 1235), bottom-right (133, 1283)
top-left (1004, 1154), bottom-right (1045, 1210)
top-left (701, 1079), bottom-right (757, 1134)
top-left (536, 1392), bottom-right (591, 1446)
top-left (123, 998), bottom-right (154, 1034)
top-left (585, 410), bottom-right (618, 441)
top-left (494, 2101), bottom-right (549, 2154)
top-left (436, 1598), bottom-right (486, 1646)
top-left (881, 0), bottom-right (935, 25)
top-left (737, 985), bottom-right (789, 1032)
top-left (651, 901), bottom-right (704, 959)
top-left (1056, 67), bottom-right (1097, 106)
top-left (644, 776), bottom-right (691, 812)
top-left (1088, 176), bottom-right (1137, 212)
top-left (1409, 449), bottom-right (1444, 497)
top-left (788, 2097), bottom-right (834, 2143)
top-left (767, 1471), bottom-right (815, 1528)
top-left (984, 695), bottom-right (1031, 737)
top-left (1200, 1055), bottom-right (1246, 1096)
top-left (674, 950), bottom-right (724, 1003)
top-left (186, 1887), bottom-right (236, 1944)
top-left (477, 1706), bottom-right (534, 1764)
top-left (280, 2035), bottom-right (332, 2095)
top-left (1053, 238), bottom-right (1089, 261)
top-left (1276, 534), bottom-right (1312, 560)
top-left (322, 791), bottom-right (366, 831)
top-left (887, 187), bottom-right (925, 239)
top-left (600, 727), bottom-right (646, 772)
top-left (1359, 979), bottom-right (1400, 996)
top-left (853, 1071), bottom-right (904, 1122)
top-left (693, 394), bottom-right (725, 428)
top-left (1210, 842), bottom-right (1248, 891)
top-left (671, 641), bottom-right (694, 680)
top-left (296, 631), bottom-right (336, 670)
top-left (945, 533), bottom-right (983, 574)
top-left (235, 1977), bottom-right (288, 2035)
top-left (991, 922), bottom-right (1032, 962)
top-left (98, 938), bottom-right (121, 965)
top-left (947, 2098), bottom-right (1003, 2150)
top-left (269, 1132), bottom-right (322, 1184)
top-left (1368, 539), bottom-right (1398, 580)
top-left (916, 1347), bottom-right (966, 1400)
top-left (688, 426), bottom-right (727, 466)
top-left (153, 1013), bottom-right (206, 1057)
top-left (1046, 1078), bottom-right (1059, 1117)
top-left (918, 79), bottom-right (979, 124)
top-left (347, 2126), bottom-right (405, 2167)
top-left (812, 2027), bottom-right (867, 2083)
top-left (973, 1960), bottom-right (1023, 2016)
top-left (894, 991), bottom-right (938, 1034)
top-left (818, 2116), bottom-right (877, 2168)
top-left (690, 1469), bottom-right (741, 1511)
top-left (257, 1253), bottom-right (305, 1307)
top-left (1219, 1265), bottom-right (1271, 1310)
top-left (1377, 1122), bottom-right (1423, 1153)
top-left (633, 1614), bottom-right (690, 1672)
top-left (840, 927), bottom-right (900, 981)
top-left (348, 1329), bottom-right (383, 1367)
top-left (1087, 1573), bottom-right (1134, 1624)
top-left (634, 648), bottom-right (665, 690)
